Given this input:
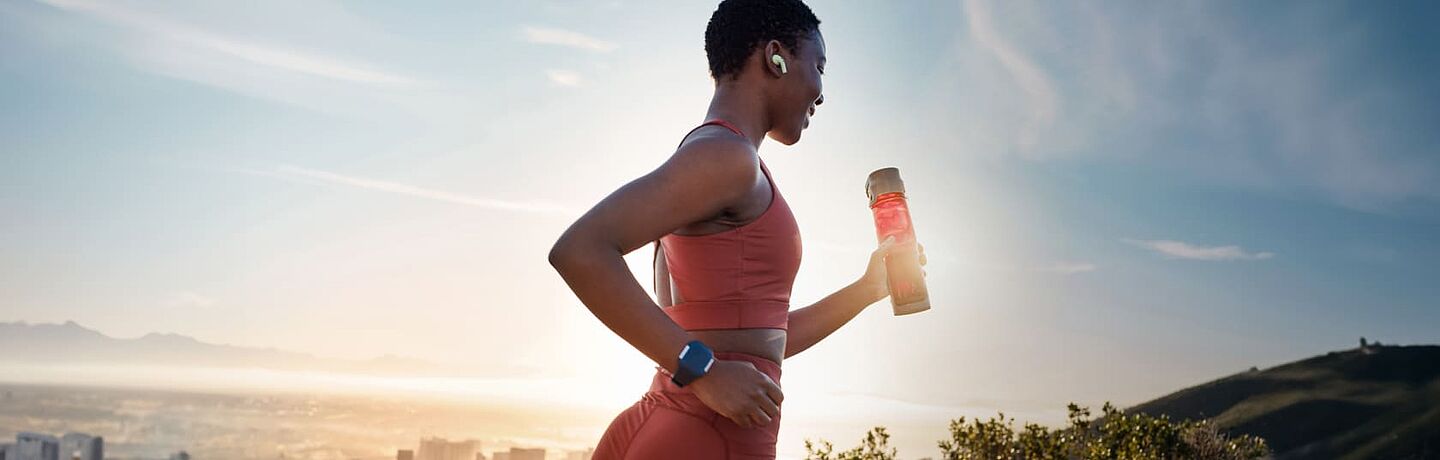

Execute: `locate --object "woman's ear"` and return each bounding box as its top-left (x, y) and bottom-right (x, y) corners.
top-left (763, 39), bottom-right (786, 78)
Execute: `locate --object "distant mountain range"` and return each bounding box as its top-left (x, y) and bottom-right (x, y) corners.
top-left (1131, 344), bottom-right (1440, 460)
top-left (0, 320), bottom-right (472, 377)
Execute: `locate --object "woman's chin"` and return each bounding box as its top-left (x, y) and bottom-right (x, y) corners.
top-left (769, 131), bottom-right (802, 146)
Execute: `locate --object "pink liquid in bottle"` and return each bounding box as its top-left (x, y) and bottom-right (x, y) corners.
top-left (866, 168), bottom-right (931, 315)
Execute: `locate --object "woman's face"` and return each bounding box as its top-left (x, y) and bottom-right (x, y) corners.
top-left (768, 31), bottom-right (826, 146)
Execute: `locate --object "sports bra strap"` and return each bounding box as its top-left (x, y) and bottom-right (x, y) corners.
top-left (701, 119), bottom-right (746, 137)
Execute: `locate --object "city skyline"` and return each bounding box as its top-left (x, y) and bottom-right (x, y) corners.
top-left (0, 382), bottom-right (602, 460)
top-left (1, 431), bottom-right (103, 460)
top-left (0, 428), bottom-right (592, 460)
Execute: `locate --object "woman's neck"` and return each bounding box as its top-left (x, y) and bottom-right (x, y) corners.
top-left (705, 83), bottom-right (770, 149)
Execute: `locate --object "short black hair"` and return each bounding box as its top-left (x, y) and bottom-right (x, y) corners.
top-left (704, 0), bottom-right (821, 81)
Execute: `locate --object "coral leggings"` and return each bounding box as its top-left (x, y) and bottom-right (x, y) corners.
top-left (593, 352), bottom-right (783, 459)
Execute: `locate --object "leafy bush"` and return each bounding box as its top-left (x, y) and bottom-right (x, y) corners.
top-left (806, 427), bottom-right (898, 460)
top-left (805, 403), bottom-right (1269, 460)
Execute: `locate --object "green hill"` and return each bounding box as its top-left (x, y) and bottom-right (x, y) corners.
top-left (1129, 344), bottom-right (1440, 459)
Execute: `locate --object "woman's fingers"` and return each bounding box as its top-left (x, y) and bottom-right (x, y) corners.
top-left (755, 391), bottom-right (780, 420)
top-left (743, 369), bottom-right (782, 428)
top-left (752, 368), bottom-right (782, 426)
top-left (875, 236), bottom-right (898, 261)
top-left (877, 236), bottom-right (896, 255)
top-left (750, 408), bottom-right (773, 426)
top-left (760, 373), bottom-right (784, 405)
top-left (746, 390), bottom-right (778, 427)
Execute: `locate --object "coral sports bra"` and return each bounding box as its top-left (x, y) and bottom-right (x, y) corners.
top-left (652, 119), bottom-right (803, 331)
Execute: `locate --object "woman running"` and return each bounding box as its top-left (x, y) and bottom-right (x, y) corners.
top-left (548, 1), bottom-right (922, 458)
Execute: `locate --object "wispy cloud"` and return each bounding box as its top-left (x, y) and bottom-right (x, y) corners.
top-left (947, 2), bottom-right (1438, 210)
top-left (246, 165), bottom-right (580, 217)
top-left (545, 69), bottom-right (583, 86)
top-left (962, 0), bottom-right (1058, 152)
top-left (37, 0), bottom-right (418, 87)
top-left (1124, 239), bottom-right (1274, 261)
top-left (520, 26), bottom-right (617, 52)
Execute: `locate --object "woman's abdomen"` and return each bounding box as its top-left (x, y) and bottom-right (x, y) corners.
top-left (690, 328), bottom-right (785, 365)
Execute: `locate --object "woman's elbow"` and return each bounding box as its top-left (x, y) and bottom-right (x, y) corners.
top-left (548, 237), bottom-right (575, 271)
top-left (549, 230), bottom-right (621, 275)
top-left (548, 233), bottom-right (600, 273)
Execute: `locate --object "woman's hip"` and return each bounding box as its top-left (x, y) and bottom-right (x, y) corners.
top-left (592, 351), bottom-right (783, 459)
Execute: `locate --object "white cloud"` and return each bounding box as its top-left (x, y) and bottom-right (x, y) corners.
top-left (256, 165), bottom-right (581, 218)
top-left (945, 1), bottom-right (1439, 210)
top-left (37, 0), bottom-right (418, 87)
top-left (546, 69), bottom-right (583, 87)
top-left (1124, 239), bottom-right (1274, 261)
top-left (520, 26), bottom-right (617, 52)
top-left (962, 0), bottom-right (1058, 153)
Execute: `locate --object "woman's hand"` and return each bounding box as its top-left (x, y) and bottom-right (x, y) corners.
top-left (856, 236), bottom-right (927, 305)
top-left (687, 359), bottom-right (784, 428)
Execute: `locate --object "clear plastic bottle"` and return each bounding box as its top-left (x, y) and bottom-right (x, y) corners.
top-left (866, 167), bottom-right (931, 315)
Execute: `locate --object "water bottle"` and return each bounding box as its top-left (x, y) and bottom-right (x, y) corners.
top-left (865, 167), bottom-right (931, 315)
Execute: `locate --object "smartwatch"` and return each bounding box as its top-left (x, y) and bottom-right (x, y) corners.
top-left (671, 340), bottom-right (716, 387)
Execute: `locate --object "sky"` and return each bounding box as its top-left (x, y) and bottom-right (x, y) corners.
top-left (2, 0), bottom-right (1439, 457)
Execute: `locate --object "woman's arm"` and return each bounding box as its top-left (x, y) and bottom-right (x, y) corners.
top-left (784, 237), bottom-right (925, 359)
top-left (549, 239), bottom-right (697, 370)
top-left (784, 278), bottom-right (885, 359)
top-left (547, 135), bottom-right (754, 371)
top-left (547, 135), bottom-right (786, 428)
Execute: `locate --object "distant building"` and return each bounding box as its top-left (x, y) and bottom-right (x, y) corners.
top-left (565, 448), bottom-right (594, 460)
top-left (416, 437), bottom-right (480, 460)
top-left (16, 432), bottom-right (60, 460)
top-left (59, 433), bottom-right (102, 460)
top-left (507, 448), bottom-right (544, 460)
top-left (397, 449), bottom-right (414, 460)
top-left (1, 442), bottom-right (12, 460)
top-left (168, 451), bottom-right (190, 460)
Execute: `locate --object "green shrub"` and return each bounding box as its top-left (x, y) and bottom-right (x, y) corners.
top-left (805, 403), bottom-right (1269, 460)
top-left (805, 427), bottom-right (898, 460)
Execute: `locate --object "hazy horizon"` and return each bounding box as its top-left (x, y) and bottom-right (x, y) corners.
top-left (0, 318), bottom-right (1071, 459)
top-left (0, 318), bottom-right (1427, 458)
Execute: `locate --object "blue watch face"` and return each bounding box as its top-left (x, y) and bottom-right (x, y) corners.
top-left (673, 341), bottom-right (715, 386)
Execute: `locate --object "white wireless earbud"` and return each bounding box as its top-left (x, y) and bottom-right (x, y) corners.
top-left (771, 54), bottom-right (788, 74)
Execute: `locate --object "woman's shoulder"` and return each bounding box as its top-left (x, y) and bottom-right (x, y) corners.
top-left (667, 129), bottom-right (759, 180)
